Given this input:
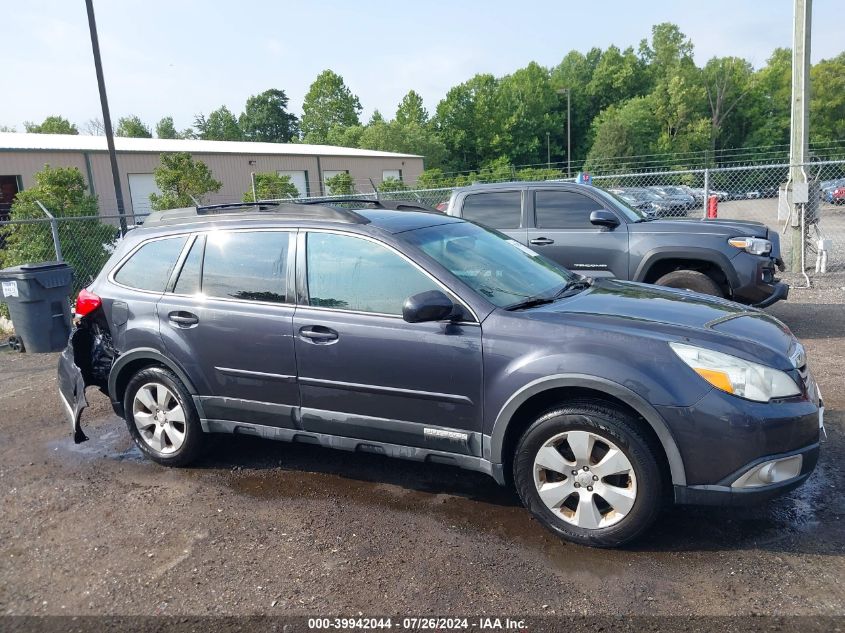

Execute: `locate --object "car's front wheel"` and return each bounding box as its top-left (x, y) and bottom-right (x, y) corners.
top-left (123, 366), bottom-right (205, 466)
top-left (513, 401), bottom-right (664, 547)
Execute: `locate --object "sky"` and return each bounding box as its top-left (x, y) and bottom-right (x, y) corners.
top-left (3, 0), bottom-right (842, 133)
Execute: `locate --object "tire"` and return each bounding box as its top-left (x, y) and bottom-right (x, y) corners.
top-left (123, 365), bottom-right (205, 466)
top-left (513, 401), bottom-right (664, 548)
top-left (654, 269), bottom-right (723, 297)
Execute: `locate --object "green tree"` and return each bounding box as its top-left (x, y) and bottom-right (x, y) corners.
top-left (415, 168), bottom-right (452, 189)
top-left (0, 166), bottom-right (114, 292)
top-left (243, 173), bottom-right (300, 201)
top-left (587, 46), bottom-right (649, 113)
top-left (155, 116), bottom-right (180, 139)
top-left (24, 116), bottom-right (78, 134)
top-left (810, 52), bottom-right (845, 145)
top-left (395, 90), bottom-right (428, 126)
top-left (194, 106), bottom-right (243, 141)
top-left (550, 48), bottom-right (603, 166)
top-left (702, 57), bottom-right (754, 153)
top-left (743, 48), bottom-right (792, 149)
top-left (584, 96), bottom-right (662, 170)
top-left (149, 152), bottom-right (222, 210)
top-left (324, 172), bottom-right (355, 195)
top-left (377, 177), bottom-right (408, 193)
top-left (434, 73), bottom-right (499, 171)
top-left (301, 70), bottom-right (362, 143)
top-left (239, 89), bottom-right (299, 142)
top-left (494, 62), bottom-right (562, 165)
top-left (115, 115), bottom-right (152, 138)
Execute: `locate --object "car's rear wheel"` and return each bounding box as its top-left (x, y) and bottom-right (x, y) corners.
top-left (123, 366), bottom-right (205, 466)
top-left (655, 269), bottom-right (723, 297)
top-left (513, 401), bottom-right (664, 548)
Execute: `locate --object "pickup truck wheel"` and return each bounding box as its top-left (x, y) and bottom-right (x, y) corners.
top-left (513, 401), bottom-right (663, 548)
top-left (655, 270), bottom-right (723, 297)
top-left (123, 366), bottom-right (205, 467)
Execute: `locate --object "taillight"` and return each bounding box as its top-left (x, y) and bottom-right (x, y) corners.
top-left (75, 288), bottom-right (102, 317)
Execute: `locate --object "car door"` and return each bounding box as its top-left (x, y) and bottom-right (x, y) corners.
top-left (456, 189), bottom-right (528, 245)
top-left (526, 188), bottom-right (629, 278)
top-left (157, 229), bottom-right (299, 429)
top-left (292, 230), bottom-right (484, 457)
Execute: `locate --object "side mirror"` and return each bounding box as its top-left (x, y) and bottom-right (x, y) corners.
top-left (403, 290), bottom-right (454, 323)
top-left (590, 210), bottom-right (620, 228)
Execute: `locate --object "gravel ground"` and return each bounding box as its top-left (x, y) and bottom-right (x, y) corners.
top-left (0, 287), bottom-right (842, 618)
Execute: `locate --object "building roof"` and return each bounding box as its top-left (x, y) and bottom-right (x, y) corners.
top-left (0, 132), bottom-right (422, 159)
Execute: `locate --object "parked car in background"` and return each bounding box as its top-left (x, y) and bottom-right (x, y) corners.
top-left (58, 199), bottom-right (821, 548)
top-left (679, 185), bottom-right (705, 206)
top-left (649, 186), bottom-right (696, 211)
top-left (612, 187), bottom-right (687, 216)
top-left (830, 186), bottom-right (845, 205)
top-left (445, 181), bottom-right (788, 306)
top-left (821, 179), bottom-right (845, 204)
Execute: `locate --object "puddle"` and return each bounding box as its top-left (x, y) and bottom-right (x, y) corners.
top-left (47, 416), bottom-right (144, 463)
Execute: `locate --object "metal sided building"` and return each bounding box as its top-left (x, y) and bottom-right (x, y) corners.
top-left (0, 133), bottom-right (424, 217)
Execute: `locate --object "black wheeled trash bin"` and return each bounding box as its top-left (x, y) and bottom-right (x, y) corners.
top-left (0, 262), bottom-right (74, 353)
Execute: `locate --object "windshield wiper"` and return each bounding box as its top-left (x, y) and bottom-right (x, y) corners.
top-left (504, 295), bottom-right (556, 311)
top-left (553, 277), bottom-right (594, 298)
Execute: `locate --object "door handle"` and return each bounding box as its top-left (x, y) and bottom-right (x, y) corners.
top-left (529, 237), bottom-right (555, 246)
top-left (299, 326), bottom-right (339, 343)
top-left (168, 311), bottom-right (199, 327)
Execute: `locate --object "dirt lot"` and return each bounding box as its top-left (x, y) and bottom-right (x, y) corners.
top-left (0, 286), bottom-right (843, 618)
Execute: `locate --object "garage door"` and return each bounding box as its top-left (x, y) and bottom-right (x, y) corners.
top-left (128, 173), bottom-right (161, 216)
top-left (277, 170), bottom-right (308, 197)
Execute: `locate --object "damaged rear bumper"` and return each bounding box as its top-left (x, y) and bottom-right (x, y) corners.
top-left (57, 336), bottom-right (90, 443)
top-left (56, 316), bottom-right (116, 444)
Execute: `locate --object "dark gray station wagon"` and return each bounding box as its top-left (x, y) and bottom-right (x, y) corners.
top-left (58, 201), bottom-right (822, 547)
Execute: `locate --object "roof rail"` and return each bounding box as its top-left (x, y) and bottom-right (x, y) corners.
top-left (300, 198), bottom-right (438, 213)
top-left (142, 202), bottom-right (370, 227)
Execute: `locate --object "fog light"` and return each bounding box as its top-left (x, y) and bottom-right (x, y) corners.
top-left (732, 455), bottom-right (802, 488)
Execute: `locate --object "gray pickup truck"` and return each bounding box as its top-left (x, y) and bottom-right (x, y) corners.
top-left (445, 181), bottom-right (788, 307)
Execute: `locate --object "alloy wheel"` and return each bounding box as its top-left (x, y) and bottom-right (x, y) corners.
top-left (132, 382), bottom-right (187, 455)
top-left (532, 430), bottom-right (637, 530)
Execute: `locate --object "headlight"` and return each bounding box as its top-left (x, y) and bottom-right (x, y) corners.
top-left (728, 237), bottom-right (772, 255)
top-left (670, 343), bottom-right (800, 402)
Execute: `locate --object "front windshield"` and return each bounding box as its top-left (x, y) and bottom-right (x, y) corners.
top-left (401, 221), bottom-right (576, 308)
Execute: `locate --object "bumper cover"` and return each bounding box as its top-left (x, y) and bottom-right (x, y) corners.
top-left (753, 281), bottom-right (789, 308)
top-left (674, 443), bottom-right (819, 505)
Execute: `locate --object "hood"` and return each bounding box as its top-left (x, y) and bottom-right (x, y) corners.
top-left (522, 279), bottom-right (797, 369)
top-left (631, 217), bottom-right (770, 239)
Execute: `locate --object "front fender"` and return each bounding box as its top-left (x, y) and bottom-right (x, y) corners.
top-left (485, 374), bottom-right (687, 486)
top-left (632, 245), bottom-right (740, 288)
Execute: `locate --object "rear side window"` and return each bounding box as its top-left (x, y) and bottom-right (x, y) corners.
top-left (201, 231), bottom-right (290, 303)
top-left (114, 236), bottom-right (187, 292)
top-left (461, 191), bottom-right (522, 229)
top-left (535, 190), bottom-right (606, 229)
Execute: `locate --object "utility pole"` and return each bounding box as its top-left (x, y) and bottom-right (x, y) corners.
top-left (546, 132), bottom-right (550, 168)
top-left (788, 0), bottom-right (811, 273)
top-left (85, 0), bottom-right (127, 233)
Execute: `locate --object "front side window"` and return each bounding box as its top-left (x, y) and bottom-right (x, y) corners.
top-left (460, 191), bottom-right (522, 229)
top-left (114, 236), bottom-right (187, 292)
top-left (306, 232), bottom-right (439, 315)
top-left (401, 221), bottom-right (575, 308)
top-left (201, 231), bottom-right (289, 303)
top-left (534, 191), bottom-right (606, 229)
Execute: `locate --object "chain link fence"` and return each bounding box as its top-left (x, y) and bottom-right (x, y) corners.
top-left (1, 160), bottom-right (843, 304)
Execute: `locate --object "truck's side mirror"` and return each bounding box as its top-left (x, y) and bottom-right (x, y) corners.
top-left (590, 210), bottom-right (620, 228)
